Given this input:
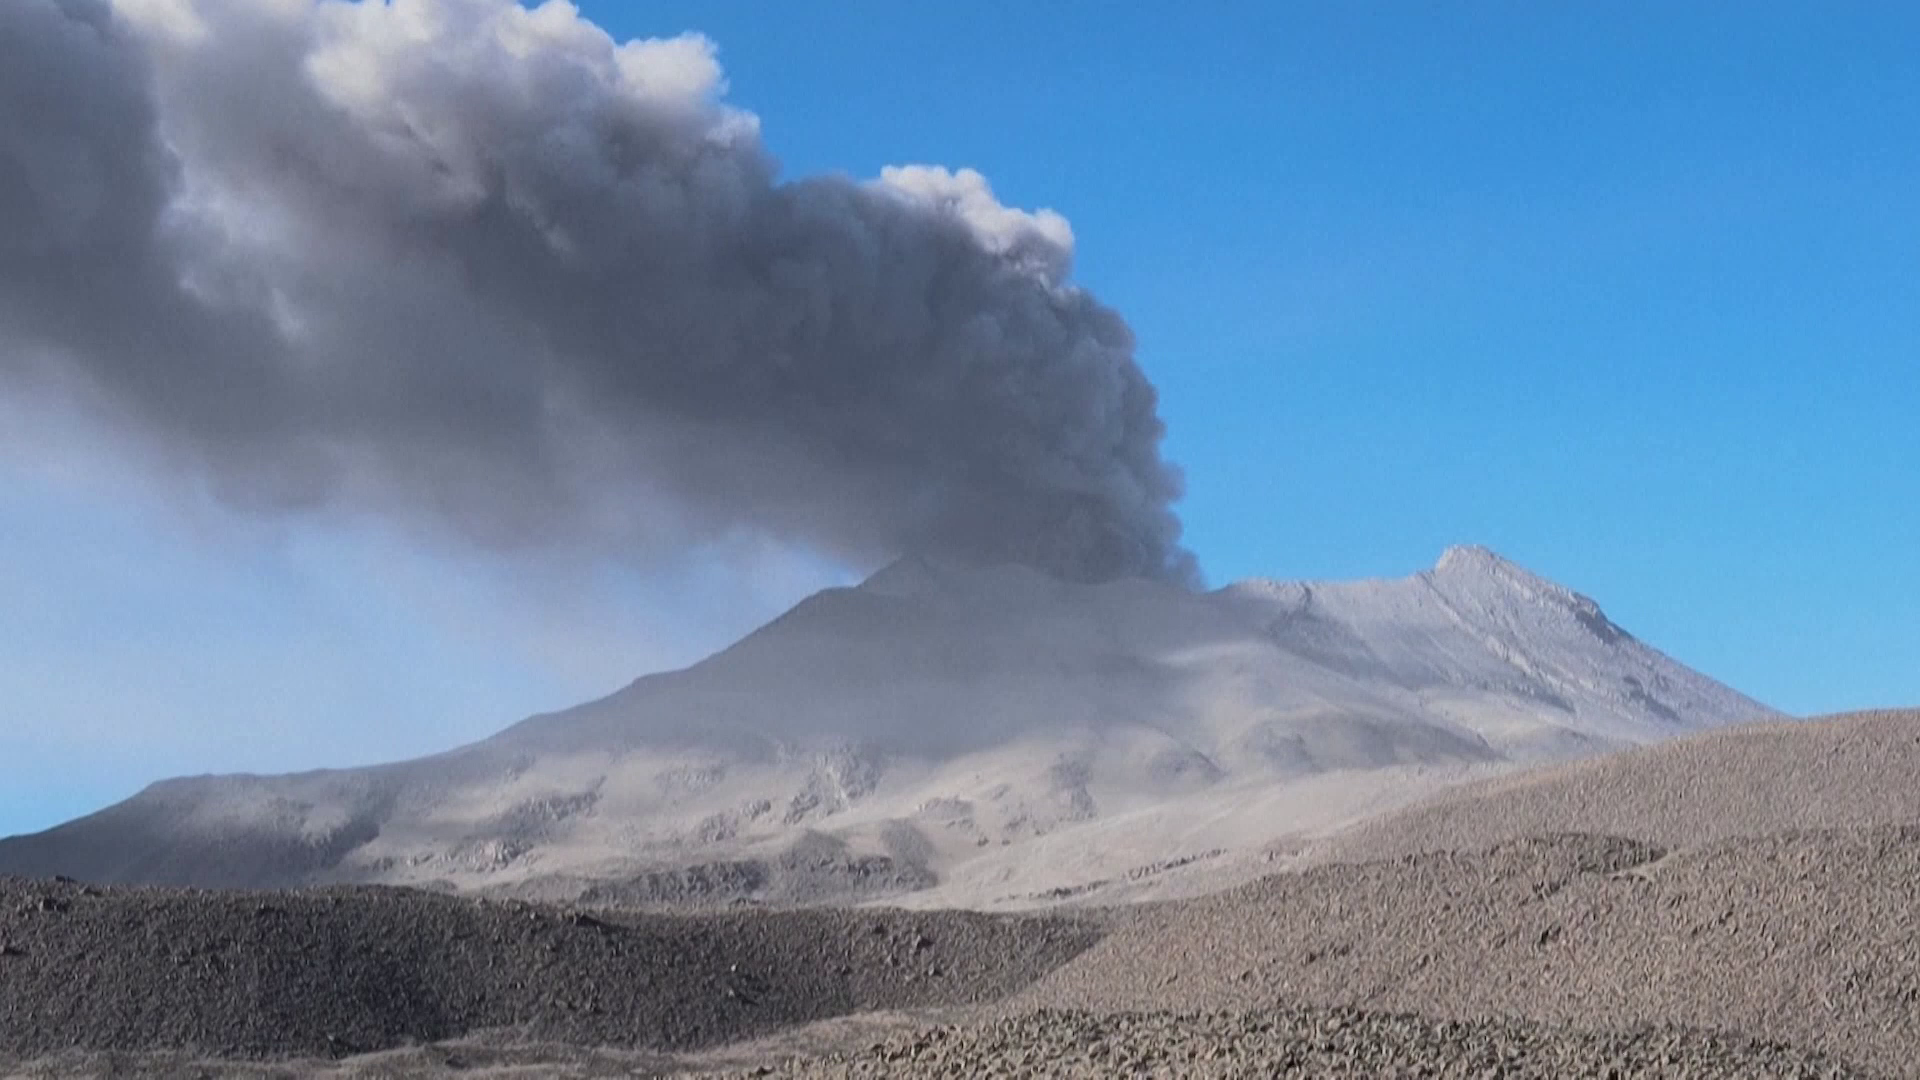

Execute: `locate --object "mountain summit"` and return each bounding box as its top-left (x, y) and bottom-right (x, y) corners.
top-left (0, 550), bottom-right (1780, 907)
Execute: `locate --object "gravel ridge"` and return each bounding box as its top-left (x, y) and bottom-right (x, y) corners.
top-left (1313, 709), bottom-right (1920, 865)
top-left (0, 878), bottom-right (1098, 1061)
top-left (1027, 829), bottom-right (1920, 1077)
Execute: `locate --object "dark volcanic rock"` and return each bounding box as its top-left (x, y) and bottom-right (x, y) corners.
top-left (0, 877), bottom-right (1099, 1061)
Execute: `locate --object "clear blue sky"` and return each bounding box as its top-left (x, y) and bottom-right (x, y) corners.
top-left (2, 2), bottom-right (1916, 837)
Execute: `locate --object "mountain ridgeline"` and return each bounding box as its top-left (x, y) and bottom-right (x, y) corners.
top-left (0, 548), bottom-right (1779, 907)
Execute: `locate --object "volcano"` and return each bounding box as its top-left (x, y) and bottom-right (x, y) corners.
top-left (0, 547), bottom-right (1779, 907)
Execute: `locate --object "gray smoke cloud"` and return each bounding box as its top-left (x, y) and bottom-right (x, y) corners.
top-left (0, 0), bottom-right (1197, 585)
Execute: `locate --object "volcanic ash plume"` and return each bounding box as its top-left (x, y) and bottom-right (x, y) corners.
top-left (0, 0), bottom-right (1196, 584)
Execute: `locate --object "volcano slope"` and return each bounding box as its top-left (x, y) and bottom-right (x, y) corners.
top-left (0, 548), bottom-right (1777, 910)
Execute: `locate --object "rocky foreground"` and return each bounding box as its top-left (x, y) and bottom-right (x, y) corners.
top-left (709, 1009), bottom-right (1860, 1079)
top-left (1028, 830), bottom-right (1920, 1078)
top-left (5, 711), bottom-right (1919, 1077)
top-left (0, 877), bottom-right (1095, 1062)
top-left (1, 829), bottom-right (1914, 1077)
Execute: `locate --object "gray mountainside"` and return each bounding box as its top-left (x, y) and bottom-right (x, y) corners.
top-left (0, 548), bottom-right (1780, 906)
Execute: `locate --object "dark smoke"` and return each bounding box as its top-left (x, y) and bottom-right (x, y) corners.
top-left (0, 0), bottom-right (1197, 585)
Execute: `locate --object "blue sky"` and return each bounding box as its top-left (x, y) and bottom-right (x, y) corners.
top-left (3, 2), bottom-right (1916, 836)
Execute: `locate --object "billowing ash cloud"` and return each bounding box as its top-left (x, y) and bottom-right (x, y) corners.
top-left (0, 0), bottom-right (1196, 585)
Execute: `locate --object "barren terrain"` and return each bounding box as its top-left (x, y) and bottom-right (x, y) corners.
top-left (5, 712), bottom-right (1917, 1078)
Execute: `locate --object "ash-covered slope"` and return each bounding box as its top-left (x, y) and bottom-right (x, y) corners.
top-left (1309, 709), bottom-right (1920, 866)
top-left (0, 548), bottom-right (1780, 904)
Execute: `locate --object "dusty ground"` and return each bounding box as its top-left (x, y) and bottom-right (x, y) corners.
top-left (5, 829), bottom-right (1915, 1077)
top-left (706, 1008), bottom-right (1864, 1079)
top-left (1027, 829), bottom-right (1920, 1077)
top-left (4, 711), bottom-right (1917, 1078)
